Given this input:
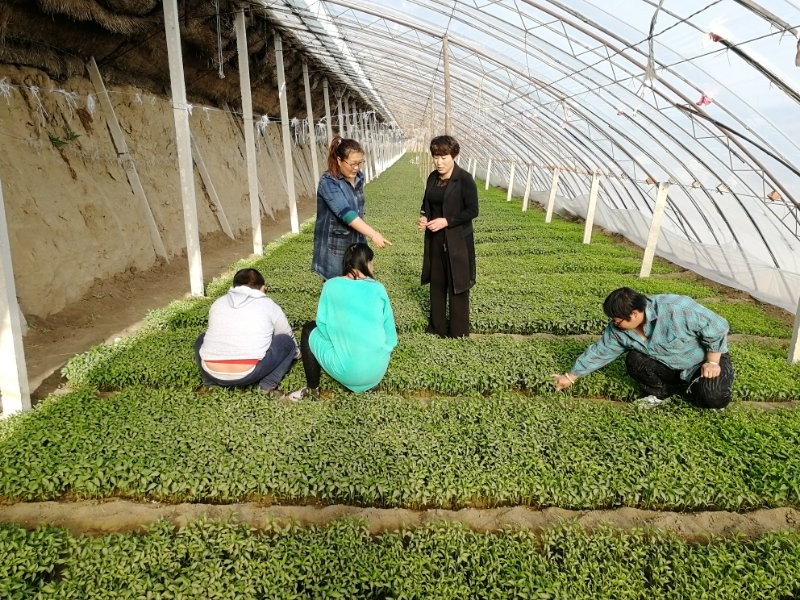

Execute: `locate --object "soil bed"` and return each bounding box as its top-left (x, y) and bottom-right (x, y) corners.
top-left (1, 500), bottom-right (797, 543)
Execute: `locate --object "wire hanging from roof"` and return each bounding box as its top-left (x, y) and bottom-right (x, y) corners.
top-left (215, 0), bottom-right (226, 79)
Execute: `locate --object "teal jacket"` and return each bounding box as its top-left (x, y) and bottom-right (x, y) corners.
top-left (310, 277), bottom-right (398, 392)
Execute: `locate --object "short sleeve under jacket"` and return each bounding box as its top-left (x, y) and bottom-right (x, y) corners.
top-left (571, 294), bottom-right (730, 381)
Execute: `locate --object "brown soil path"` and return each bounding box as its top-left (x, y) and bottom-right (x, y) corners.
top-left (23, 200), bottom-right (316, 402)
top-left (1, 500), bottom-right (797, 542)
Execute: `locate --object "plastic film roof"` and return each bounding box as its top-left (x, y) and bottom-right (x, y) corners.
top-left (254, 0), bottom-right (800, 310)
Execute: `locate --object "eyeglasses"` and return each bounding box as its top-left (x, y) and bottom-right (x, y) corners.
top-left (343, 159), bottom-right (365, 168)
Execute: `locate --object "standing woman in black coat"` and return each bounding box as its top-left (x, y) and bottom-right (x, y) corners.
top-left (417, 135), bottom-right (479, 338)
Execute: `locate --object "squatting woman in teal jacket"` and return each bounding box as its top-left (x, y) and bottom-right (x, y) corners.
top-left (289, 243), bottom-right (398, 400)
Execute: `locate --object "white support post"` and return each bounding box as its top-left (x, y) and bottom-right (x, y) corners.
top-left (0, 179), bottom-right (30, 417)
top-left (222, 103), bottom-right (270, 217)
top-left (337, 94), bottom-right (344, 136)
top-left (235, 10), bottom-right (262, 255)
top-left (544, 168), bottom-right (561, 223)
top-left (639, 182), bottom-right (670, 278)
top-left (302, 62), bottom-right (320, 190)
top-left (521, 165), bottom-right (533, 212)
top-left (163, 0), bottom-right (203, 296)
top-left (353, 105), bottom-right (362, 143)
top-left (582, 172), bottom-right (602, 244)
top-left (343, 96), bottom-right (352, 139)
top-left (323, 79), bottom-right (333, 147)
top-left (485, 159), bottom-right (493, 190)
top-left (506, 163), bottom-right (516, 202)
top-left (87, 57), bottom-right (168, 261)
top-left (361, 114), bottom-right (375, 183)
top-left (365, 112), bottom-right (378, 179)
top-left (274, 34), bottom-right (299, 234)
top-left (789, 296), bottom-right (800, 364)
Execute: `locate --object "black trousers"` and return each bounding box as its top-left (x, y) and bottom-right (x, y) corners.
top-left (428, 231), bottom-right (470, 338)
top-left (300, 321), bottom-right (322, 389)
top-left (625, 350), bottom-right (734, 409)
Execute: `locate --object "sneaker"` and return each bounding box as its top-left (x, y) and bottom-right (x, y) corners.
top-left (633, 395), bottom-right (669, 409)
top-left (287, 387), bottom-right (320, 402)
top-left (259, 388), bottom-right (286, 400)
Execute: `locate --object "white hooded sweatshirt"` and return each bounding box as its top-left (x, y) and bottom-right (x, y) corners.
top-left (199, 286), bottom-right (297, 360)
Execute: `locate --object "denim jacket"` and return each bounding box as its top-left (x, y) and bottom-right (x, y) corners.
top-left (312, 170), bottom-right (366, 280)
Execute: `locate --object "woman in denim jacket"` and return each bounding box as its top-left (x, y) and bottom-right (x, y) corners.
top-left (311, 136), bottom-right (390, 280)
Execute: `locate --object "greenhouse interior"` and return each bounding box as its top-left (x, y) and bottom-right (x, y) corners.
top-left (1, 0), bottom-right (800, 597)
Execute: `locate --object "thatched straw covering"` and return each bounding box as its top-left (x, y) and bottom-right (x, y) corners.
top-left (0, 0), bottom-right (371, 118)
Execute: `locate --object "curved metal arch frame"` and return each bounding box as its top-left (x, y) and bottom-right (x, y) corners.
top-left (371, 0), bottom-right (790, 258)
top-left (378, 0), bottom-right (792, 255)
top-left (525, 0), bottom-right (800, 212)
top-left (311, 8), bottom-right (750, 246)
top-left (252, 0), bottom-right (799, 258)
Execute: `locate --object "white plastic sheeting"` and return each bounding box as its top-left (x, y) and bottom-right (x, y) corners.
top-left (253, 0), bottom-right (800, 310)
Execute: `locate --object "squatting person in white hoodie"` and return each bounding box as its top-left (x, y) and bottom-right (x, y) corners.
top-left (194, 268), bottom-right (299, 396)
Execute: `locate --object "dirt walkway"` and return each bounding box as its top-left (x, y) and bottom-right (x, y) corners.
top-left (23, 200), bottom-right (316, 402)
top-left (1, 500), bottom-right (798, 542)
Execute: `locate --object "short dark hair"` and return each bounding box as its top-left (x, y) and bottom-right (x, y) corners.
top-left (429, 135), bottom-right (460, 158)
top-left (602, 287), bottom-right (648, 319)
top-left (342, 243), bottom-right (374, 279)
top-left (232, 268), bottom-right (265, 289)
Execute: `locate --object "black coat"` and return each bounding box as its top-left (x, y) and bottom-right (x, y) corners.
top-left (420, 163), bottom-right (479, 294)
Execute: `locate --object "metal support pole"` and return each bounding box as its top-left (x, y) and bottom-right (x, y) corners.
top-left (544, 168), bottom-right (561, 223)
top-left (274, 34), bottom-right (299, 234)
top-left (506, 163), bottom-right (516, 202)
top-left (343, 96), bottom-right (351, 139)
top-left (522, 166), bottom-right (533, 212)
top-left (0, 179), bottom-right (30, 416)
top-left (235, 9), bottom-right (262, 254)
top-left (639, 182), bottom-right (670, 278)
top-left (323, 79), bottom-right (333, 147)
top-left (789, 295), bottom-right (800, 364)
top-left (485, 159), bottom-right (493, 190)
top-left (302, 61), bottom-right (320, 190)
top-left (163, 0), bottom-right (203, 296)
top-left (337, 94), bottom-right (344, 136)
top-left (363, 112), bottom-right (373, 182)
top-left (582, 172), bottom-right (602, 244)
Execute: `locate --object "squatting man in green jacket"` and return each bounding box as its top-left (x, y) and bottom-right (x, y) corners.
top-left (551, 287), bottom-right (734, 409)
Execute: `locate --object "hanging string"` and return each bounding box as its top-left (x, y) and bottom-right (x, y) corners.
top-left (28, 86), bottom-right (48, 125)
top-left (214, 0), bottom-right (225, 79)
top-left (0, 78), bottom-right (12, 103)
top-left (52, 89), bottom-right (79, 110)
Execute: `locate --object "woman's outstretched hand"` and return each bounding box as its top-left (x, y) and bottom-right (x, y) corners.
top-left (551, 373), bottom-right (576, 391)
top-left (371, 232), bottom-right (392, 248)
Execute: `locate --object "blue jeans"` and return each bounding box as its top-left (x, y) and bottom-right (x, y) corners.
top-left (194, 333), bottom-right (297, 391)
